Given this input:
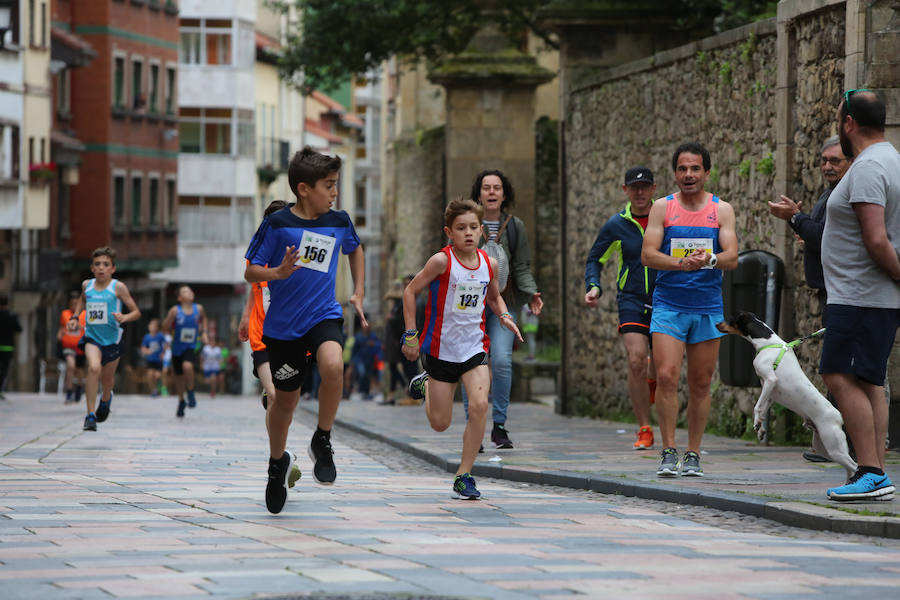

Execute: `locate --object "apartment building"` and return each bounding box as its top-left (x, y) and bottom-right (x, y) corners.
top-left (153, 0), bottom-right (256, 345)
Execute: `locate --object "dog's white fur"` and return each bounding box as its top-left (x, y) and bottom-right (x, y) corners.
top-left (720, 314), bottom-right (857, 477)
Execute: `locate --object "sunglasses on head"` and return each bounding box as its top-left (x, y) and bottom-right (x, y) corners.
top-left (843, 88), bottom-right (870, 119)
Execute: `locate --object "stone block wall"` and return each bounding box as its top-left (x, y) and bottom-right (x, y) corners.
top-left (389, 127), bottom-right (447, 281)
top-left (561, 4), bottom-right (851, 435)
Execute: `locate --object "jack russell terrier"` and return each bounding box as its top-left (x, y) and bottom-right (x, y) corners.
top-left (716, 311), bottom-right (857, 478)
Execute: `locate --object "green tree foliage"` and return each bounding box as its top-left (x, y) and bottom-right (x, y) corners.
top-left (270, 0), bottom-right (778, 94)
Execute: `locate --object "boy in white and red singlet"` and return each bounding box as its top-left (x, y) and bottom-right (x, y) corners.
top-left (401, 198), bottom-right (522, 500)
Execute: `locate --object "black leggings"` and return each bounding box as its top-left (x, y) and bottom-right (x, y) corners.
top-left (0, 351), bottom-right (12, 392)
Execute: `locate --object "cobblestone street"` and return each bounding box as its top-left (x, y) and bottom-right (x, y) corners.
top-left (1, 393), bottom-right (899, 599)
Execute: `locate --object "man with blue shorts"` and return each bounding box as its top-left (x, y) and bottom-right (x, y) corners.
top-left (641, 142), bottom-right (739, 477)
top-left (820, 90), bottom-right (900, 501)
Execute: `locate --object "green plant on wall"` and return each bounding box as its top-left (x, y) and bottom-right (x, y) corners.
top-left (719, 61), bottom-right (733, 86)
top-left (738, 158), bottom-right (752, 178)
top-left (739, 32), bottom-right (757, 61)
top-left (707, 166), bottom-right (721, 188)
top-left (756, 152), bottom-right (774, 175)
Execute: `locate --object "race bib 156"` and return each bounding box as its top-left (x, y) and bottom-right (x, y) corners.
top-left (295, 231), bottom-right (336, 274)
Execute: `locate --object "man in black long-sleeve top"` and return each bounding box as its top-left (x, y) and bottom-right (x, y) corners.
top-left (0, 295), bottom-right (23, 399)
top-left (768, 135), bottom-right (851, 462)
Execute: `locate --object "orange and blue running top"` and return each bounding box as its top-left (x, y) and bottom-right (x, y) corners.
top-left (653, 192), bottom-right (723, 314)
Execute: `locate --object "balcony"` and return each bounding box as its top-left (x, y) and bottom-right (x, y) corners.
top-left (178, 154), bottom-right (256, 197)
top-left (11, 248), bottom-right (62, 292)
top-left (178, 66), bottom-right (254, 110)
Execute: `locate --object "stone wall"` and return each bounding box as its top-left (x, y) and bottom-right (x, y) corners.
top-left (561, 4), bottom-right (850, 436)
top-left (534, 117), bottom-right (561, 348)
top-left (388, 126), bottom-right (447, 281)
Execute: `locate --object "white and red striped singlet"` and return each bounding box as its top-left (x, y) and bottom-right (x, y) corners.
top-left (420, 246), bottom-right (494, 363)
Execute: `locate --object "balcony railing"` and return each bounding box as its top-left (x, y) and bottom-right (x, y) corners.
top-left (257, 137), bottom-right (290, 171)
top-left (12, 248), bottom-right (62, 292)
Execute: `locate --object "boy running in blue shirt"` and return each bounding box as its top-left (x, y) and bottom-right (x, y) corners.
top-left (162, 286), bottom-right (207, 417)
top-left (245, 146), bottom-right (367, 514)
top-left (72, 247), bottom-right (141, 430)
top-left (140, 319), bottom-right (167, 396)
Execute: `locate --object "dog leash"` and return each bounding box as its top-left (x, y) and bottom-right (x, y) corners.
top-left (757, 328), bottom-right (826, 370)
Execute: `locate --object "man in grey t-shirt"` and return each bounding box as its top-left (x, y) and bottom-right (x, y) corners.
top-left (820, 90), bottom-right (900, 502)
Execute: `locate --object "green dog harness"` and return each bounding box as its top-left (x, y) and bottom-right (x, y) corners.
top-left (757, 328), bottom-right (825, 370)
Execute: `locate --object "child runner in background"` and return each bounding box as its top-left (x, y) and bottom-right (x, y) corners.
top-left (140, 319), bottom-right (166, 396)
top-left (72, 247), bottom-right (141, 430)
top-left (58, 292), bottom-right (86, 404)
top-left (163, 286), bottom-right (207, 417)
top-left (201, 337), bottom-right (223, 398)
top-left (402, 198), bottom-right (522, 500)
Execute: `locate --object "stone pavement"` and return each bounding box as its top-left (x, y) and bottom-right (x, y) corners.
top-left (2, 392), bottom-right (900, 600)
top-left (305, 399), bottom-right (900, 539)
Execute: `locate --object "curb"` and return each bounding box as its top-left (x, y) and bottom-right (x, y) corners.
top-left (307, 407), bottom-right (900, 540)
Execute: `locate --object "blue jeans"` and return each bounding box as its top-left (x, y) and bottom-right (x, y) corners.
top-left (463, 307), bottom-right (515, 424)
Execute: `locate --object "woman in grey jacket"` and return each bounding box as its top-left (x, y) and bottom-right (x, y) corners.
top-left (466, 169), bottom-right (543, 449)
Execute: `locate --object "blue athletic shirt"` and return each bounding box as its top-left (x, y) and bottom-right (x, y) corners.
top-left (245, 206), bottom-right (360, 340)
top-left (84, 279), bottom-right (123, 346)
top-left (653, 193), bottom-right (723, 314)
top-left (142, 332), bottom-right (166, 362)
top-left (171, 303), bottom-right (200, 357)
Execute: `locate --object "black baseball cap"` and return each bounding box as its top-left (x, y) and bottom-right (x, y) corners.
top-left (624, 166), bottom-right (654, 185)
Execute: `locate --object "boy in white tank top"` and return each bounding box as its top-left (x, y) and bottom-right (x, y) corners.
top-left (401, 199), bottom-right (522, 499)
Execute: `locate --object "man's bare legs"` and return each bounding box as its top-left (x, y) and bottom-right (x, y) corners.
top-left (684, 337), bottom-right (720, 453)
top-left (623, 332), bottom-right (652, 427)
top-left (652, 333), bottom-right (685, 449)
top-left (824, 373), bottom-right (888, 469)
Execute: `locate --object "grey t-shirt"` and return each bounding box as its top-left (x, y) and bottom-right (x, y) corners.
top-left (822, 141), bottom-right (900, 308)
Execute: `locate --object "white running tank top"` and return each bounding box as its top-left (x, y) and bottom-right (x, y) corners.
top-left (420, 246), bottom-right (493, 363)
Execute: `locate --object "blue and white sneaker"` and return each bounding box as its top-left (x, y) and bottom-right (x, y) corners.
top-left (452, 473), bottom-right (481, 500)
top-left (827, 472), bottom-right (895, 501)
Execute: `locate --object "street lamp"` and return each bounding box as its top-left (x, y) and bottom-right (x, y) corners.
top-left (0, 4), bottom-right (11, 50)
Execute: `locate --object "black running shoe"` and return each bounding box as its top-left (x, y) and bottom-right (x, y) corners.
top-left (96, 392), bottom-right (112, 423)
top-left (308, 431), bottom-right (336, 484)
top-left (265, 450), bottom-right (297, 514)
top-left (408, 372), bottom-right (428, 400)
top-left (176, 399), bottom-right (186, 418)
top-left (83, 413), bottom-right (97, 431)
top-left (491, 423), bottom-right (514, 449)
top-left (187, 389), bottom-right (196, 408)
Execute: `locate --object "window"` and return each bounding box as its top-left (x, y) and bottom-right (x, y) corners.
top-left (39, 137), bottom-right (45, 163)
top-left (28, 137), bottom-right (33, 165)
top-left (148, 63), bottom-right (159, 113)
top-left (179, 108), bottom-right (238, 155)
top-left (40, 1), bottom-right (46, 47)
top-left (113, 56), bottom-right (126, 108)
top-left (132, 58), bottom-right (144, 109)
top-left (4, 2), bottom-right (19, 46)
top-left (166, 178), bottom-right (176, 226)
top-left (57, 68), bottom-right (71, 115)
top-left (131, 175), bottom-right (142, 226)
top-left (149, 177), bottom-right (159, 225)
top-left (28, 0), bottom-right (33, 46)
top-left (178, 18), bottom-right (232, 65)
top-left (113, 174), bottom-right (126, 226)
top-left (355, 182), bottom-right (367, 228)
top-left (165, 66), bottom-right (176, 115)
top-left (0, 125), bottom-right (21, 180)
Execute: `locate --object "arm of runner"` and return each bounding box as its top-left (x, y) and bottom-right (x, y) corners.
top-left (161, 305), bottom-right (176, 334)
top-left (855, 202), bottom-right (900, 281)
top-left (238, 288), bottom-right (254, 342)
top-left (641, 199), bottom-right (680, 271)
top-left (712, 200), bottom-right (739, 270)
top-left (347, 245), bottom-right (368, 331)
top-left (401, 253), bottom-right (447, 361)
top-left (244, 246), bottom-right (302, 283)
top-left (113, 282), bottom-right (141, 324)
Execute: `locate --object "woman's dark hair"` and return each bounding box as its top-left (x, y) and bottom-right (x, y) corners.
top-left (470, 169), bottom-right (515, 212)
top-left (264, 200), bottom-right (288, 217)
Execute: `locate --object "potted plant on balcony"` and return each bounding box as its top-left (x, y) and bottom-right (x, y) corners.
top-left (29, 162), bottom-right (57, 185)
top-left (257, 164), bottom-right (280, 187)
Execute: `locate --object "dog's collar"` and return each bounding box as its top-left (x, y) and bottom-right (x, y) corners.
top-left (756, 328), bottom-right (826, 370)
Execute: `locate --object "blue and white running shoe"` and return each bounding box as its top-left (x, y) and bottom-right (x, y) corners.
top-left (827, 472), bottom-right (894, 501)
